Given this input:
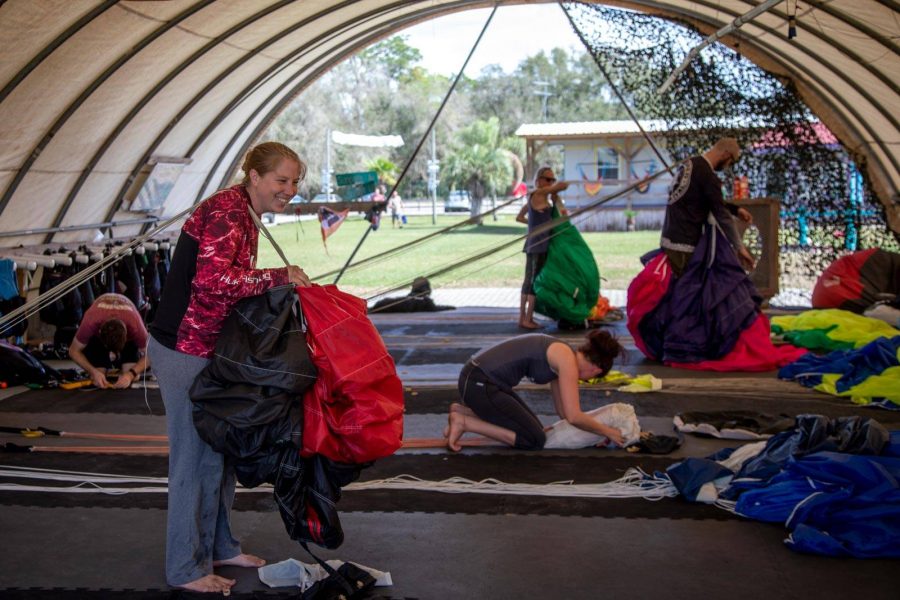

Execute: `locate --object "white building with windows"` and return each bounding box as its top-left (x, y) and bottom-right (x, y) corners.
top-left (516, 120), bottom-right (674, 231)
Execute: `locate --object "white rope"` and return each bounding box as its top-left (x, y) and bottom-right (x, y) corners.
top-left (714, 498), bottom-right (739, 514)
top-left (0, 483), bottom-right (163, 495)
top-left (0, 466), bottom-right (274, 495)
top-left (0, 464), bottom-right (164, 481)
top-left (0, 466), bottom-right (677, 500)
top-left (344, 468), bottom-right (678, 500)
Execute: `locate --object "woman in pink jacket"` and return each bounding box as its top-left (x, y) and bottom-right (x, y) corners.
top-left (148, 142), bottom-right (310, 594)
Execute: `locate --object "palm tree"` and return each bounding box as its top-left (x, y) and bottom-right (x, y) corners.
top-left (442, 117), bottom-right (515, 225)
top-left (366, 157), bottom-right (398, 187)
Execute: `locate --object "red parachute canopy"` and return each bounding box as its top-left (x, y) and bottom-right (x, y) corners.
top-left (297, 285), bottom-right (404, 464)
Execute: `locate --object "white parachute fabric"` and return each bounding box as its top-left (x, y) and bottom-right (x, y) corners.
top-left (543, 403), bottom-right (641, 449)
top-left (331, 131), bottom-right (404, 148)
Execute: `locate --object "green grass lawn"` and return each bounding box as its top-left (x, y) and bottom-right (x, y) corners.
top-left (257, 213), bottom-right (660, 297)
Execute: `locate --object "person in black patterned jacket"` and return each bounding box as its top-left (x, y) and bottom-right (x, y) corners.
top-left (661, 138), bottom-right (755, 277)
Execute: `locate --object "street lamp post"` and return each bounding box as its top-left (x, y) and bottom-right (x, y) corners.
top-left (323, 128), bottom-right (334, 200)
top-left (427, 128), bottom-right (440, 225)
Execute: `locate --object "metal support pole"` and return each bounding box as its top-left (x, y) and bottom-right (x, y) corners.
top-left (324, 128), bottom-right (333, 200)
top-left (658, 0), bottom-right (786, 94)
top-left (429, 128), bottom-right (439, 225)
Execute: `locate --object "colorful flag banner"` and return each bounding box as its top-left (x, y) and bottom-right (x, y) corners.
top-left (318, 206), bottom-right (350, 251)
top-left (578, 164), bottom-right (603, 196)
top-left (630, 161), bottom-right (658, 194)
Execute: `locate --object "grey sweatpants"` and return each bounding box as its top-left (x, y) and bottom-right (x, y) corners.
top-left (148, 336), bottom-right (241, 586)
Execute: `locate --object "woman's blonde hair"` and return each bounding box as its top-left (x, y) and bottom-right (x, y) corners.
top-left (534, 166), bottom-right (554, 186)
top-left (241, 142), bottom-right (306, 185)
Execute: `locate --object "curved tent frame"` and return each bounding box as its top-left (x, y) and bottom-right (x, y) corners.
top-left (0, 0), bottom-right (896, 249)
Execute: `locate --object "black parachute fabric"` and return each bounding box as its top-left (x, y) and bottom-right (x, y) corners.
top-left (190, 285), bottom-right (315, 475)
top-left (38, 259), bottom-right (83, 328)
top-left (189, 285), bottom-right (360, 549)
top-left (674, 410), bottom-right (795, 440)
top-left (0, 341), bottom-right (60, 386)
top-left (534, 206), bottom-right (600, 322)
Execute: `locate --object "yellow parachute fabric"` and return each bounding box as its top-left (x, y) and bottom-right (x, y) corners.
top-left (771, 309), bottom-right (899, 349)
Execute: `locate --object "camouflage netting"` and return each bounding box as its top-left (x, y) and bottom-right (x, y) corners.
top-left (563, 2), bottom-right (899, 293)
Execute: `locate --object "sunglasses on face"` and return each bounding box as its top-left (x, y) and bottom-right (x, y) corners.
top-left (541, 176), bottom-right (557, 183)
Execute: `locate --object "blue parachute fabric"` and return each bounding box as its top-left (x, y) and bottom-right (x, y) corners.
top-left (733, 476), bottom-right (831, 524)
top-left (533, 207), bottom-right (600, 323)
top-left (0, 258), bottom-right (18, 300)
top-left (778, 335), bottom-right (900, 393)
top-left (887, 431), bottom-right (900, 456)
top-left (665, 458), bottom-right (733, 502)
top-left (781, 452), bottom-right (900, 557)
top-left (704, 416), bottom-right (900, 557)
top-left (723, 415), bottom-right (889, 497)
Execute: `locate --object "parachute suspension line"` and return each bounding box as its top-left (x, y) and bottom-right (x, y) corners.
top-left (0, 205), bottom-right (195, 334)
top-left (362, 162), bottom-right (678, 302)
top-left (333, 5), bottom-right (500, 285)
top-left (559, 1), bottom-right (671, 171)
top-left (344, 470), bottom-right (679, 500)
top-left (438, 214), bottom-right (612, 287)
top-left (0, 465), bottom-right (678, 501)
top-left (715, 498), bottom-right (738, 514)
top-left (656, 0), bottom-right (787, 94)
top-left (367, 244), bottom-right (525, 313)
top-left (364, 211), bottom-right (576, 302)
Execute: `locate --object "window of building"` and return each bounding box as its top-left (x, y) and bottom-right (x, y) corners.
top-left (597, 147), bottom-right (619, 181)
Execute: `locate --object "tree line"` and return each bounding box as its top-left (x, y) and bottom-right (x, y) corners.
top-left (265, 35), bottom-right (626, 208)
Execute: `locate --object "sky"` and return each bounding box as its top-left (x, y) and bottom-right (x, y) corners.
top-left (399, 4), bottom-right (585, 77)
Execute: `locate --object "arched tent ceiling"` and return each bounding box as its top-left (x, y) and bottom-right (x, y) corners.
top-left (0, 0), bottom-right (897, 250)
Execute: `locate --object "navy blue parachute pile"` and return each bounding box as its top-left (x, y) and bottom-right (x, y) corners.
top-left (665, 415), bottom-right (900, 558)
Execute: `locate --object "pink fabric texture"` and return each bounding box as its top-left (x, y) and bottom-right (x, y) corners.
top-left (627, 253), bottom-right (806, 371)
top-left (74, 293), bottom-right (147, 347)
top-left (176, 185), bottom-right (289, 358)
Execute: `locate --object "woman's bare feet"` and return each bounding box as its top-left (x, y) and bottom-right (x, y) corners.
top-left (176, 574), bottom-right (236, 594)
top-left (443, 409), bottom-right (467, 452)
top-left (518, 320), bottom-right (541, 330)
top-left (449, 402), bottom-right (474, 417)
top-left (213, 553), bottom-right (266, 568)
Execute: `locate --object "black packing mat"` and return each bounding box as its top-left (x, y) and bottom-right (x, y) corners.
top-left (376, 321), bottom-right (590, 337)
top-left (0, 388), bottom-right (165, 415)
top-left (0, 591), bottom-right (405, 600)
top-left (389, 346), bottom-right (481, 365)
top-left (401, 385), bottom-right (900, 424)
top-left (4, 384), bottom-right (896, 428)
top-left (0, 450), bottom-right (727, 520)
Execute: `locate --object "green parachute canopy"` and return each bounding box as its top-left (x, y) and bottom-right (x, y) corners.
top-left (534, 209), bottom-right (600, 323)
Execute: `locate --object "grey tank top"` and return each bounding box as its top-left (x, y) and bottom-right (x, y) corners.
top-left (471, 334), bottom-right (559, 388)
